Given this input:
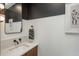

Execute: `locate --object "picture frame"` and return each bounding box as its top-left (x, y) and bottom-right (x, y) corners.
top-left (65, 4), bottom-right (79, 33)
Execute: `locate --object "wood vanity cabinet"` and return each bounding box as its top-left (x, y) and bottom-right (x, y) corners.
top-left (22, 46), bottom-right (38, 56)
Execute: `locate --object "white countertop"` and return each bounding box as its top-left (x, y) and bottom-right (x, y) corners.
top-left (1, 41), bottom-right (39, 56)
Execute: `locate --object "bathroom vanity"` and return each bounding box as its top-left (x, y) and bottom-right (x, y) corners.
top-left (1, 41), bottom-right (39, 56)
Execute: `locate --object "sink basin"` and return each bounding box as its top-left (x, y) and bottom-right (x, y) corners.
top-left (1, 41), bottom-right (38, 56)
top-left (6, 41), bottom-right (34, 55)
top-left (8, 43), bottom-right (30, 51)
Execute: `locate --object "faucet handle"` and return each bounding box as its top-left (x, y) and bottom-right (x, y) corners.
top-left (13, 40), bottom-right (16, 43)
top-left (19, 38), bottom-right (21, 42)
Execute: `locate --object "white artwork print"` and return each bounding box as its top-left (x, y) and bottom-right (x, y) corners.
top-left (71, 4), bottom-right (79, 28)
top-left (65, 4), bottom-right (79, 33)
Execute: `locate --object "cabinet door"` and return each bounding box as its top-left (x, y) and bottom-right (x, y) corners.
top-left (26, 49), bottom-right (34, 56)
top-left (22, 46), bottom-right (38, 56)
top-left (33, 46), bottom-right (38, 56)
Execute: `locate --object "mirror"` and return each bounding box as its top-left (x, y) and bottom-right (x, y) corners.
top-left (5, 3), bottom-right (22, 34)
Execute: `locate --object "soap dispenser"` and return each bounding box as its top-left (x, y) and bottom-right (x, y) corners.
top-left (29, 25), bottom-right (34, 42)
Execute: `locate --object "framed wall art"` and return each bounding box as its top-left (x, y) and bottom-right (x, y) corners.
top-left (65, 4), bottom-right (79, 33)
